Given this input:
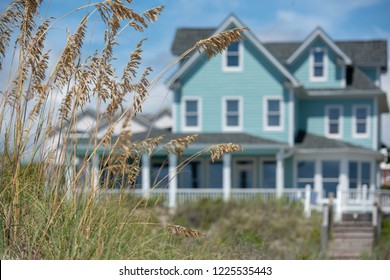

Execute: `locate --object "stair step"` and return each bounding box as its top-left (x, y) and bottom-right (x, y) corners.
top-left (332, 232), bottom-right (374, 239)
top-left (334, 221), bottom-right (372, 227)
top-left (329, 239), bottom-right (373, 246)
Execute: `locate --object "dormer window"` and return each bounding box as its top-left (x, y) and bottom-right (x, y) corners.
top-left (223, 41), bottom-right (243, 72)
top-left (310, 47), bottom-right (327, 82)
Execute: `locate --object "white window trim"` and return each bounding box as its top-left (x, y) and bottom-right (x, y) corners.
top-left (222, 41), bottom-right (243, 72)
top-left (352, 105), bottom-right (370, 139)
top-left (325, 105), bottom-right (343, 139)
top-left (222, 96), bottom-right (243, 132)
top-left (182, 96), bottom-right (202, 132)
top-left (309, 47), bottom-right (328, 82)
top-left (263, 96), bottom-right (284, 132)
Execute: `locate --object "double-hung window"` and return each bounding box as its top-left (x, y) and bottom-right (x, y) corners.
top-left (223, 41), bottom-right (242, 71)
top-left (223, 97), bottom-right (242, 131)
top-left (310, 47), bottom-right (327, 81)
top-left (183, 97), bottom-right (201, 131)
top-left (353, 105), bottom-right (369, 138)
top-left (325, 105), bottom-right (342, 138)
top-left (264, 97), bottom-right (282, 131)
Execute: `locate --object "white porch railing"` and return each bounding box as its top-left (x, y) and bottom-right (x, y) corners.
top-left (92, 185), bottom-right (390, 218)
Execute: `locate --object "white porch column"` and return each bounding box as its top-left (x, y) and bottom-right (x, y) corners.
top-left (91, 153), bottom-right (100, 193)
top-left (141, 153), bottom-right (151, 197)
top-left (340, 158), bottom-right (348, 191)
top-left (223, 154), bottom-right (232, 202)
top-left (168, 154), bottom-right (178, 208)
top-left (276, 151), bottom-right (284, 198)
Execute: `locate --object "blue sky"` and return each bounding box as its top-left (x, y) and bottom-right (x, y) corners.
top-left (1, 0), bottom-right (390, 145)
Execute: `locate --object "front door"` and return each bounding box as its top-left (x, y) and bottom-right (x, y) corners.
top-left (235, 160), bottom-right (254, 188)
top-left (262, 161), bottom-right (276, 188)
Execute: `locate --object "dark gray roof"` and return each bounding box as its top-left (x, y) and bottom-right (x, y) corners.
top-left (171, 28), bottom-right (215, 56)
top-left (130, 131), bottom-right (285, 146)
top-left (171, 28), bottom-right (387, 70)
top-left (295, 131), bottom-right (370, 150)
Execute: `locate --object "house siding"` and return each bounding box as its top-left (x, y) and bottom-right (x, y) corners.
top-left (178, 39), bottom-right (290, 143)
top-left (289, 38), bottom-right (344, 89)
top-left (298, 99), bottom-right (374, 149)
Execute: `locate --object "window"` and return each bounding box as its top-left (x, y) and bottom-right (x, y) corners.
top-left (264, 97), bottom-right (283, 131)
top-left (353, 105), bottom-right (370, 138)
top-left (348, 161), bottom-right (371, 189)
top-left (223, 97), bottom-right (242, 131)
top-left (325, 105), bottom-right (342, 138)
top-left (180, 161), bottom-right (202, 189)
top-left (183, 97), bottom-right (201, 131)
top-left (322, 161), bottom-right (340, 197)
top-left (223, 41), bottom-right (242, 71)
top-left (297, 161), bottom-right (315, 189)
top-left (208, 161), bottom-right (223, 188)
top-left (310, 47), bottom-right (327, 81)
top-left (262, 161), bottom-right (276, 188)
top-left (235, 160), bottom-right (255, 189)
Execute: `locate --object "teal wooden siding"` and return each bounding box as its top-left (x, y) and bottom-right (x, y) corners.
top-left (177, 39), bottom-right (290, 143)
top-left (289, 38), bottom-right (344, 89)
top-left (298, 99), bottom-right (374, 149)
top-left (284, 156), bottom-right (293, 188)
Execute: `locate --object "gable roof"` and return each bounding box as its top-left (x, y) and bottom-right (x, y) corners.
top-left (167, 15), bottom-right (301, 88)
top-left (285, 27), bottom-right (352, 65)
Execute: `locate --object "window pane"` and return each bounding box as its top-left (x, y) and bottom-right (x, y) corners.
top-left (349, 161), bottom-right (358, 180)
top-left (314, 50), bottom-right (324, 63)
top-left (268, 100), bottom-right (280, 112)
top-left (298, 161), bottom-right (315, 179)
top-left (208, 162), bottom-right (223, 188)
top-left (227, 55), bottom-right (239, 67)
top-left (349, 182), bottom-right (357, 189)
top-left (356, 108), bottom-right (367, 119)
top-left (314, 66), bottom-right (323, 77)
top-left (227, 115), bottom-right (239, 126)
top-left (328, 108), bottom-right (340, 120)
top-left (186, 100), bottom-right (197, 112)
top-left (322, 161), bottom-right (339, 178)
top-left (186, 116), bottom-right (198, 127)
top-left (268, 115), bottom-right (280, 126)
top-left (357, 123), bottom-right (366, 133)
top-left (227, 100), bottom-right (238, 112)
top-left (263, 161), bottom-right (276, 188)
top-left (329, 123), bottom-right (339, 134)
top-left (298, 182), bottom-right (313, 189)
top-left (228, 41), bottom-right (239, 52)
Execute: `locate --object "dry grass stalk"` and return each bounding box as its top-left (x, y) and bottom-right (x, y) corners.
top-left (167, 223), bottom-right (202, 238)
top-left (163, 134), bottom-right (199, 157)
top-left (209, 143), bottom-right (243, 162)
top-left (195, 27), bottom-right (249, 58)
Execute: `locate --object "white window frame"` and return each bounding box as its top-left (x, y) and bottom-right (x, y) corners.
top-left (309, 47), bottom-right (328, 82)
top-left (263, 96), bottom-right (284, 131)
top-left (325, 105), bottom-right (343, 138)
top-left (222, 96), bottom-right (243, 132)
top-left (222, 41), bottom-right (243, 72)
top-left (182, 96), bottom-right (202, 132)
top-left (352, 105), bottom-right (370, 138)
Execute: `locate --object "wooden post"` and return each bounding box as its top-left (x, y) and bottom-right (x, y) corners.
top-left (321, 203), bottom-right (329, 256)
top-left (304, 184), bottom-right (311, 217)
top-left (362, 184), bottom-right (368, 212)
top-left (336, 186), bottom-right (342, 222)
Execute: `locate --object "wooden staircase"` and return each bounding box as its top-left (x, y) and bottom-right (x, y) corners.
top-left (328, 213), bottom-right (374, 259)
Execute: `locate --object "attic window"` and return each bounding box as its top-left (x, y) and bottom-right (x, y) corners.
top-left (223, 41), bottom-right (243, 72)
top-left (310, 47), bottom-right (327, 82)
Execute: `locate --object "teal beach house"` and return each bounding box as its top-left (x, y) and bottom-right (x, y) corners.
top-left (63, 15), bottom-right (389, 215)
